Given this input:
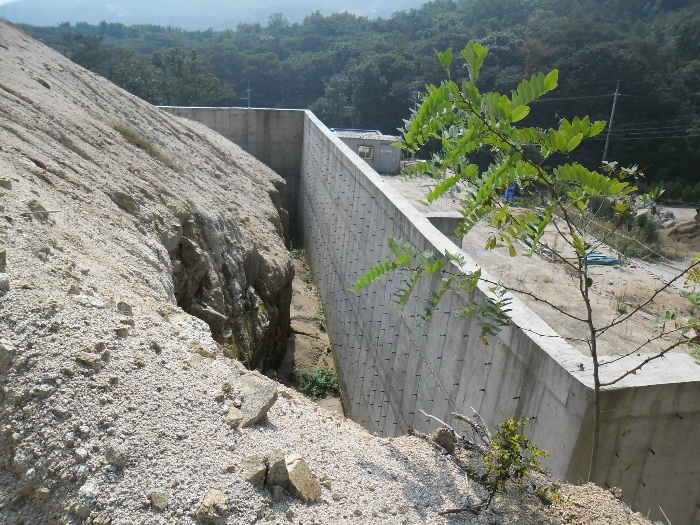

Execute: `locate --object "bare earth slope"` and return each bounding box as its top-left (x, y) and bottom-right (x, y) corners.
top-left (0, 22), bottom-right (653, 525)
top-left (0, 19), bottom-right (293, 368)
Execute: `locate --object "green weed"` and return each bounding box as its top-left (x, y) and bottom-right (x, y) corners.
top-left (292, 367), bottom-right (339, 399)
top-left (112, 123), bottom-right (182, 172)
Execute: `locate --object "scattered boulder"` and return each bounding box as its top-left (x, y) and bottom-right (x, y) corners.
top-left (195, 489), bottom-right (229, 524)
top-left (150, 491), bottom-right (169, 511)
top-left (35, 487), bottom-right (50, 506)
top-left (74, 351), bottom-right (102, 372)
top-left (241, 455), bottom-right (267, 486)
top-left (270, 485), bottom-right (284, 502)
top-left (431, 427), bottom-right (455, 454)
top-left (104, 440), bottom-right (128, 468)
top-left (0, 273), bottom-right (9, 295)
top-left (26, 198), bottom-right (49, 218)
top-left (224, 406), bottom-right (242, 428)
top-left (266, 449), bottom-right (289, 486)
top-left (108, 190), bottom-right (139, 213)
top-left (238, 372), bottom-right (278, 427)
top-left (0, 178), bottom-right (12, 189)
top-left (116, 301), bottom-right (133, 316)
top-left (186, 354), bottom-right (203, 368)
top-left (286, 454), bottom-right (321, 503)
top-left (92, 513), bottom-right (112, 525)
top-left (610, 487), bottom-right (623, 499)
top-left (0, 338), bottom-right (16, 373)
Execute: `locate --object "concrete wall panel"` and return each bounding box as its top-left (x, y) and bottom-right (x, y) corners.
top-left (165, 105), bottom-right (700, 525)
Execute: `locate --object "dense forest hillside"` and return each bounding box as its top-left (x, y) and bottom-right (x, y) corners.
top-left (17, 0), bottom-right (700, 196)
top-left (0, 0), bottom-right (427, 30)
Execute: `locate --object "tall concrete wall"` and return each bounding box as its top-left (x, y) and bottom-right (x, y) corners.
top-left (160, 107), bottom-right (304, 235)
top-left (163, 106), bottom-right (700, 525)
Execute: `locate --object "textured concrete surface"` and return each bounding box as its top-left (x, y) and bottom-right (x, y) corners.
top-left (161, 106), bottom-right (700, 525)
top-left (161, 107), bottom-right (304, 237)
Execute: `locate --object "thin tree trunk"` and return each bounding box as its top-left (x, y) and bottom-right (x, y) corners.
top-left (583, 264), bottom-right (600, 483)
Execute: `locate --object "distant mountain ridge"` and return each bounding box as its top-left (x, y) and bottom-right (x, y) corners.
top-left (0, 0), bottom-right (427, 29)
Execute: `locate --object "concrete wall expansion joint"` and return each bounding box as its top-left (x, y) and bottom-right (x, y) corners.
top-left (161, 105), bottom-right (700, 525)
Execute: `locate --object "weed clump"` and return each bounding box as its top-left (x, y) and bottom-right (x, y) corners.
top-left (111, 123), bottom-right (182, 172)
top-left (292, 367), bottom-right (339, 399)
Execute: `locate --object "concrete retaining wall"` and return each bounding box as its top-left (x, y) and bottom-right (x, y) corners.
top-left (162, 106), bottom-right (700, 525)
top-left (160, 107), bottom-right (304, 235)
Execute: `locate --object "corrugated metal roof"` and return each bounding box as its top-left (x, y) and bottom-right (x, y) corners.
top-left (333, 130), bottom-right (402, 142)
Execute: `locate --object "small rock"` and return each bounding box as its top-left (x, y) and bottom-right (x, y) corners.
top-left (191, 341), bottom-right (216, 358)
top-left (0, 178), bottom-right (12, 189)
top-left (610, 487), bottom-right (623, 499)
top-left (286, 454), bottom-right (321, 503)
top-left (116, 301), bottom-right (133, 316)
top-left (150, 341), bottom-right (162, 354)
top-left (431, 427), bottom-right (455, 454)
top-left (75, 447), bottom-right (89, 462)
top-left (270, 485), bottom-right (284, 502)
top-left (134, 355), bottom-right (146, 368)
top-left (26, 198), bottom-right (48, 218)
top-left (266, 450), bottom-right (288, 486)
top-left (66, 500), bottom-right (91, 519)
top-left (221, 380), bottom-right (232, 392)
top-left (104, 440), bottom-right (128, 468)
top-left (195, 489), bottom-right (229, 524)
top-left (68, 283), bottom-right (81, 295)
top-left (115, 326), bottom-right (129, 338)
top-left (241, 455), bottom-right (267, 486)
top-left (353, 509), bottom-right (363, 517)
top-left (285, 509), bottom-right (294, 519)
top-left (150, 491), bottom-right (170, 511)
top-left (35, 487), bottom-right (51, 505)
top-left (0, 273), bottom-right (10, 295)
top-left (225, 406), bottom-right (242, 428)
top-left (186, 354), bottom-right (203, 368)
top-left (75, 351), bottom-right (102, 372)
top-left (0, 338), bottom-right (16, 373)
top-left (237, 372), bottom-right (278, 427)
top-left (0, 249), bottom-right (6, 273)
top-left (92, 513), bottom-right (112, 525)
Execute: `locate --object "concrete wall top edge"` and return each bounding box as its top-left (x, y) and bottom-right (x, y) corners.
top-left (161, 106), bottom-right (307, 113)
top-left (303, 110), bottom-right (700, 392)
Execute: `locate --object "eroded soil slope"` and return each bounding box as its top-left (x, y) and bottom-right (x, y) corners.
top-left (0, 20), bottom-right (293, 368)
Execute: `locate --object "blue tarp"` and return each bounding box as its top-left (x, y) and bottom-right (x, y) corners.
top-left (586, 251), bottom-right (619, 266)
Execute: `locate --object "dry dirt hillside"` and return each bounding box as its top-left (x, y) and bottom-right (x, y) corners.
top-left (0, 21), bottom-right (656, 525)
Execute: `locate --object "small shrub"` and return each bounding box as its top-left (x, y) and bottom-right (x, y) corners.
top-left (314, 302), bottom-right (326, 332)
top-left (474, 417), bottom-right (560, 509)
top-left (301, 272), bottom-right (313, 284)
top-left (112, 123), bottom-right (182, 172)
top-left (292, 367), bottom-right (339, 399)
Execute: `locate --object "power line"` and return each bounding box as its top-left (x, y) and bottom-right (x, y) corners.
top-left (616, 124), bottom-right (698, 131)
top-left (530, 93), bottom-right (615, 102)
top-left (610, 129), bottom-right (699, 136)
top-left (592, 133), bottom-right (700, 140)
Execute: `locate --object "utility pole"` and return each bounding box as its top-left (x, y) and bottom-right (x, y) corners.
top-left (240, 81), bottom-right (251, 108)
top-left (602, 80), bottom-right (620, 163)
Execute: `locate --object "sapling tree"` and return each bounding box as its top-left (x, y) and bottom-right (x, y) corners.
top-left (352, 42), bottom-right (700, 482)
